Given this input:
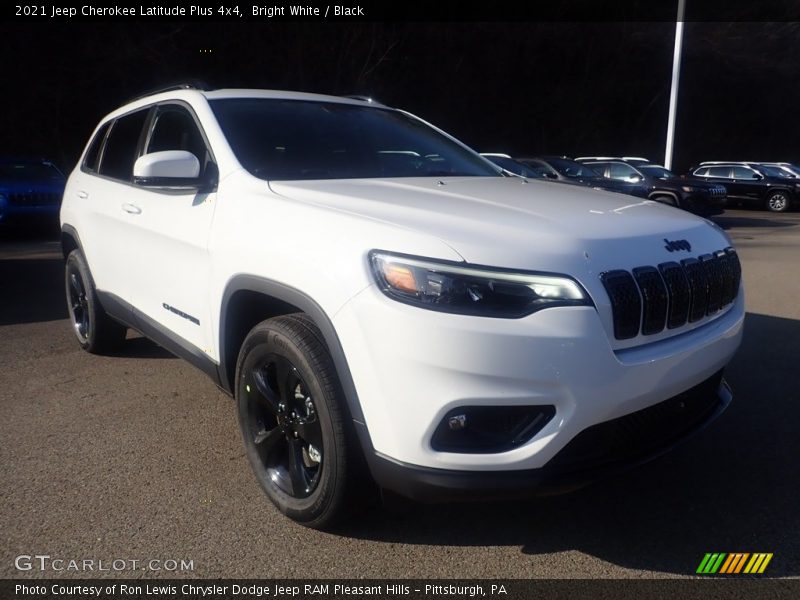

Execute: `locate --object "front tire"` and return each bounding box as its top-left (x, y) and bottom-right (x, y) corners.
top-left (235, 314), bottom-right (359, 529)
top-left (766, 190), bottom-right (790, 212)
top-left (64, 249), bottom-right (127, 353)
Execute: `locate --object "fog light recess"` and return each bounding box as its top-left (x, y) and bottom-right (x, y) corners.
top-left (431, 405), bottom-right (556, 453)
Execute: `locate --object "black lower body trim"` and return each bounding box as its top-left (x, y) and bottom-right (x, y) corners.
top-left (365, 373), bottom-right (732, 503)
top-left (96, 290), bottom-right (222, 387)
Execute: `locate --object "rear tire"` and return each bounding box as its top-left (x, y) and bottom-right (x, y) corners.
top-left (64, 249), bottom-right (127, 353)
top-left (235, 313), bottom-right (364, 529)
top-left (766, 190), bottom-right (790, 212)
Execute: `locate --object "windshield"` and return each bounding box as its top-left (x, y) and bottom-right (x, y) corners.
top-left (0, 161), bottom-right (64, 181)
top-left (639, 165), bottom-right (675, 178)
top-left (210, 99), bottom-right (499, 180)
top-left (543, 158), bottom-right (600, 178)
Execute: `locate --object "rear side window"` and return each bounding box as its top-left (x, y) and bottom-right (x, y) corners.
top-left (99, 110), bottom-right (149, 181)
top-left (82, 122), bottom-right (110, 173)
top-left (732, 166), bottom-right (759, 180)
top-left (585, 161), bottom-right (609, 176)
top-left (607, 163), bottom-right (638, 179)
top-left (708, 166), bottom-right (731, 178)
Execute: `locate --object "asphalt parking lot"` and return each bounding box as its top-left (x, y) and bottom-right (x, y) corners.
top-left (1, 209), bottom-right (798, 579)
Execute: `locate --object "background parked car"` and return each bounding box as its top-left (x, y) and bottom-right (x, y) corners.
top-left (700, 161), bottom-right (799, 180)
top-left (576, 157), bottom-right (727, 215)
top-left (480, 153), bottom-right (551, 179)
top-left (755, 163), bottom-right (799, 179)
top-left (518, 156), bottom-right (650, 198)
top-left (0, 158), bottom-right (65, 229)
top-left (688, 161), bottom-right (799, 212)
top-left (760, 162), bottom-right (800, 178)
top-left (482, 154), bottom-right (650, 198)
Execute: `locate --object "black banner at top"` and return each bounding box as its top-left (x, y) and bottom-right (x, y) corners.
top-left (6, 1), bottom-right (800, 23)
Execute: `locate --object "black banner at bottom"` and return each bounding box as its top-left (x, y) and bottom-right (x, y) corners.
top-left (3, 579), bottom-right (800, 600)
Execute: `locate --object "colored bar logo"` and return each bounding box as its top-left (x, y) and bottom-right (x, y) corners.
top-left (696, 553), bottom-right (773, 574)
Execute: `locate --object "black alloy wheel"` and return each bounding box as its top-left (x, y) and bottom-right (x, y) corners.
top-left (244, 354), bottom-right (324, 498)
top-left (66, 261), bottom-right (90, 343)
top-left (64, 249), bottom-right (127, 353)
top-left (235, 314), bottom-right (363, 528)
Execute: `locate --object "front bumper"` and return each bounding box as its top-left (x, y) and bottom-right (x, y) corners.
top-left (684, 191), bottom-right (727, 216)
top-left (334, 284), bottom-right (744, 475)
top-left (365, 373), bottom-right (731, 502)
top-left (0, 195), bottom-right (61, 223)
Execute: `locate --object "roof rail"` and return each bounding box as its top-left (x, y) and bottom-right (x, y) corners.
top-left (344, 94), bottom-right (378, 103)
top-left (574, 156), bottom-right (618, 161)
top-left (128, 81), bottom-right (211, 103)
top-left (622, 156), bottom-right (650, 161)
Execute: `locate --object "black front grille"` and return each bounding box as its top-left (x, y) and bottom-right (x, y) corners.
top-left (702, 253), bottom-right (723, 314)
top-left (681, 257), bottom-right (709, 322)
top-left (8, 193), bottom-right (61, 207)
top-left (632, 266), bottom-right (668, 335)
top-left (601, 247), bottom-right (741, 339)
top-left (719, 248), bottom-right (740, 306)
top-left (599, 270), bottom-right (641, 340)
top-left (658, 262), bottom-right (690, 328)
top-left (546, 370), bottom-right (724, 474)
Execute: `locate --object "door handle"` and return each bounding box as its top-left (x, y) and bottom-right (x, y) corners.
top-left (121, 203), bottom-right (142, 215)
top-left (77, 190), bottom-right (89, 199)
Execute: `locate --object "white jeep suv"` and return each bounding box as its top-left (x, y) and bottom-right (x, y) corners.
top-left (61, 85), bottom-right (744, 528)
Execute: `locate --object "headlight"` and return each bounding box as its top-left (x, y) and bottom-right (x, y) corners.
top-left (681, 185), bottom-right (697, 193)
top-left (369, 251), bottom-right (590, 318)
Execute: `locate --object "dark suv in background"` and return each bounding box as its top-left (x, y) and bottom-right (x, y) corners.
top-left (481, 154), bottom-right (648, 197)
top-left (689, 162), bottom-right (799, 212)
top-left (480, 154), bottom-right (550, 179)
top-left (518, 156), bottom-right (649, 197)
top-left (576, 157), bottom-right (727, 215)
top-left (760, 162), bottom-right (800, 178)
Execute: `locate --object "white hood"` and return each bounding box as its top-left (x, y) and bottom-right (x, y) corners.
top-left (269, 176), bottom-right (730, 274)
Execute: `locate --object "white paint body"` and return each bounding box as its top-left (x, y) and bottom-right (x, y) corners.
top-left (61, 89), bottom-right (744, 472)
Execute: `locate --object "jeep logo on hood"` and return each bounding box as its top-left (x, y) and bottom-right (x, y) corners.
top-left (664, 238), bottom-right (692, 252)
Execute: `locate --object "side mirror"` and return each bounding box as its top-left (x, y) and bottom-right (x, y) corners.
top-left (627, 175), bottom-right (643, 183)
top-left (133, 151), bottom-right (211, 188)
top-left (545, 172), bottom-right (558, 179)
top-left (753, 173), bottom-right (764, 180)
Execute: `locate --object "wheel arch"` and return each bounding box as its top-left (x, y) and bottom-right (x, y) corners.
top-left (766, 187), bottom-right (793, 198)
top-left (649, 191), bottom-right (680, 206)
top-left (218, 275), bottom-right (369, 433)
top-left (61, 224), bottom-right (83, 260)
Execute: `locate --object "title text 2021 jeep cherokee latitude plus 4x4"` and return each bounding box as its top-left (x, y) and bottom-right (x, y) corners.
top-left (61, 86), bottom-right (744, 528)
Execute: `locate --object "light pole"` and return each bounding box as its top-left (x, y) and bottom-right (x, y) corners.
top-left (664, 0), bottom-right (686, 169)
